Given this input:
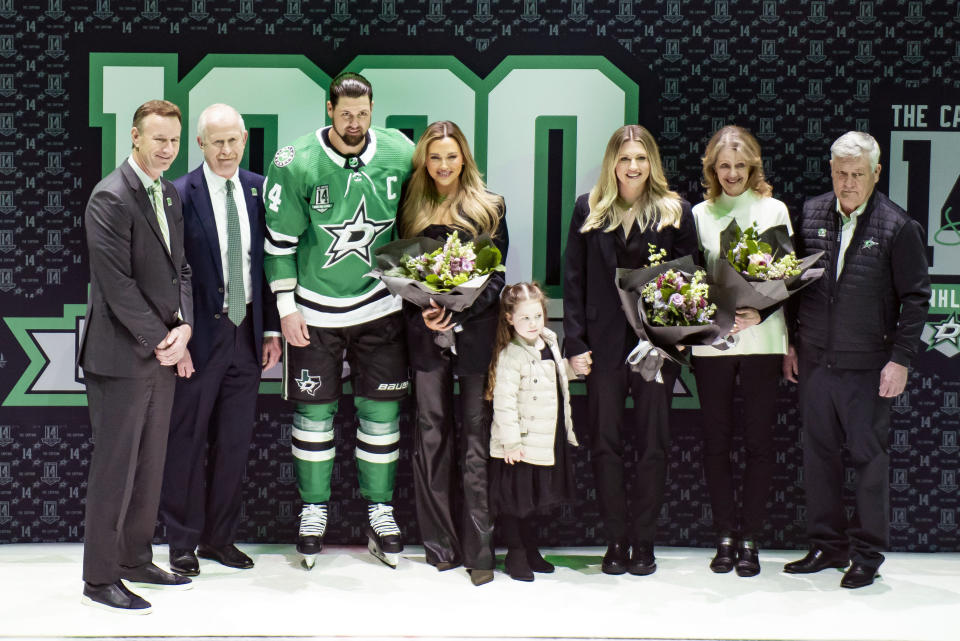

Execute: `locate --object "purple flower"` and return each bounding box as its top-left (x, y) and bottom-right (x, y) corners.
top-left (669, 293), bottom-right (685, 307)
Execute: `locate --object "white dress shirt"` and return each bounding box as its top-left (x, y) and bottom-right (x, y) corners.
top-left (835, 198), bottom-right (868, 279)
top-left (202, 162), bottom-right (253, 307)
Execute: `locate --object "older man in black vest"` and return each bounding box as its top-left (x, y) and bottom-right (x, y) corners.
top-left (782, 131), bottom-right (930, 588)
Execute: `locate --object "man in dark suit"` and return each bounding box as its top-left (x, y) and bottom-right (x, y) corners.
top-left (79, 99), bottom-right (194, 614)
top-left (160, 103), bottom-right (281, 577)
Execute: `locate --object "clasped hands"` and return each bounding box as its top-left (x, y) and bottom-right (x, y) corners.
top-left (155, 324), bottom-right (191, 368)
top-left (570, 351), bottom-right (592, 377)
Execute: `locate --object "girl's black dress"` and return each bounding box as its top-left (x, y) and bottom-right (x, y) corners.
top-left (489, 346), bottom-right (575, 519)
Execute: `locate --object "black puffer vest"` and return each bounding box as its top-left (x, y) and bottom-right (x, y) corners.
top-left (796, 191), bottom-right (911, 369)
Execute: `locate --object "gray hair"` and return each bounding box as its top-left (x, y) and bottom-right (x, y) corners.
top-left (197, 103), bottom-right (246, 140)
top-left (830, 131), bottom-right (881, 171)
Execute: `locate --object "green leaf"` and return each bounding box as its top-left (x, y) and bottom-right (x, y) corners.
top-left (475, 245), bottom-right (502, 272)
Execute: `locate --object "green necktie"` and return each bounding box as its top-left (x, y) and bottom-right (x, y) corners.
top-left (225, 180), bottom-right (246, 326)
top-left (149, 180), bottom-right (171, 252)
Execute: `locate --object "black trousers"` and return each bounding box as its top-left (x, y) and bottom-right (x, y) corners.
top-left (692, 354), bottom-right (781, 538)
top-left (83, 367), bottom-right (176, 584)
top-left (585, 361), bottom-right (679, 543)
top-left (412, 367), bottom-right (495, 570)
top-left (798, 350), bottom-right (890, 569)
top-left (160, 313), bottom-right (260, 550)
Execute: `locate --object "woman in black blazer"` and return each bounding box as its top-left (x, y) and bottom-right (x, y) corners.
top-left (400, 121), bottom-right (508, 586)
top-left (563, 125), bottom-right (698, 576)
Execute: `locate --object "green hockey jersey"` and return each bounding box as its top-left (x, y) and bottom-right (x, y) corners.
top-left (264, 126), bottom-right (413, 328)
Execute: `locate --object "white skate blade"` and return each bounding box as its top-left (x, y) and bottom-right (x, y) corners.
top-left (301, 553), bottom-right (317, 570)
top-left (367, 538), bottom-right (399, 568)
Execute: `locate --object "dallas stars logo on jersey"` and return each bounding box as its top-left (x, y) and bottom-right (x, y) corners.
top-left (318, 195), bottom-right (393, 268)
top-left (294, 369), bottom-right (322, 396)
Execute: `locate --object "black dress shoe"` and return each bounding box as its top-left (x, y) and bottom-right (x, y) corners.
top-left (434, 560), bottom-right (461, 572)
top-left (601, 541), bottom-right (629, 575)
top-left (504, 548), bottom-right (534, 582)
top-left (709, 536), bottom-right (737, 574)
top-left (627, 542), bottom-right (657, 576)
top-left (735, 539), bottom-right (760, 577)
top-left (168, 548), bottom-right (199, 577)
top-left (197, 543), bottom-right (254, 569)
top-left (82, 581), bottom-right (152, 614)
top-left (783, 548), bottom-right (849, 574)
top-left (119, 562), bottom-right (193, 590)
top-left (841, 562), bottom-right (879, 589)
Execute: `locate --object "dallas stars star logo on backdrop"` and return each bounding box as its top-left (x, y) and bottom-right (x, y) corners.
top-left (317, 195), bottom-right (393, 268)
top-left (923, 312), bottom-right (960, 357)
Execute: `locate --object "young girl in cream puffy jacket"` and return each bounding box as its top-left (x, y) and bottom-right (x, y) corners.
top-left (485, 282), bottom-right (589, 581)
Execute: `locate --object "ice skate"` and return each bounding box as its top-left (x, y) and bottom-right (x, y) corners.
top-left (365, 503), bottom-right (403, 568)
top-left (297, 503), bottom-right (328, 570)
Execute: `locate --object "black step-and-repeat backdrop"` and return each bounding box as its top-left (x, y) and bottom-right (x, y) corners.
top-left (0, 1), bottom-right (958, 552)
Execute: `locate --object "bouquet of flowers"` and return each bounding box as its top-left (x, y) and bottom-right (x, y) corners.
top-left (715, 219), bottom-right (824, 311)
top-left (387, 231), bottom-right (503, 294)
top-left (640, 247), bottom-right (718, 327)
top-left (727, 221), bottom-right (802, 281)
top-left (368, 231), bottom-right (505, 351)
top-left (367, 231), bottom-right (504, 310)
top-left (616, 245), bottom-right (735, 379)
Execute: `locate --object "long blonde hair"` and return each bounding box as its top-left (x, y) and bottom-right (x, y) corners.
top-left (484, 282), bottom-right (548, 401)
top-left (701, 125), bottom-right (773, 201)
top-left (580, 125), bottom-right (683, 234)
top-left (400, 121), bottom-right (502, 239)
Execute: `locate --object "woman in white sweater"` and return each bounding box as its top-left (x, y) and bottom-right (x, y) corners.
top-left (691, 125), bottom-right (792, 577)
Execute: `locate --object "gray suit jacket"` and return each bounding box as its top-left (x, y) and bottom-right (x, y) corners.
top-left (79, 160), bottom-right (194, 377)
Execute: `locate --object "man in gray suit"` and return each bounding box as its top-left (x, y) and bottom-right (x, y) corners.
top-left (79, 99), bottom-right (195, 614)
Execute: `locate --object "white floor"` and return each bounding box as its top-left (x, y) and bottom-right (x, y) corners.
top-left (1, 543), bottom-right (957, 641)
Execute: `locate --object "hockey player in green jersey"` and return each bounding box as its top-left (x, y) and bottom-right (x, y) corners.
top-left (264, 72), bottom-right (413, 569)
